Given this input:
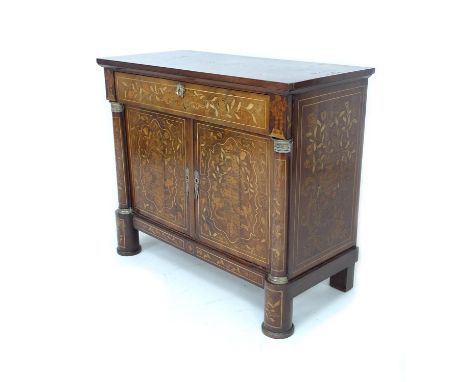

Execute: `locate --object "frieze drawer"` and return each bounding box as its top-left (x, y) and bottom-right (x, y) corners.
top-left (98, 50), bottom-right (374, 339)
top-left (114, 72), bottom-right (270, 134)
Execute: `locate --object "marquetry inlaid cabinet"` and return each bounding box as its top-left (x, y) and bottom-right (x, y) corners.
top-left (97, 51), bottom-right (374, 338)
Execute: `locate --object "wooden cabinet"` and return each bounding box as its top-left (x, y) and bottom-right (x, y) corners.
top-left (97, 51), bottom-right (374, 338)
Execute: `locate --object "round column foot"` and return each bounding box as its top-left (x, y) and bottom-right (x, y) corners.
top-left (117, 245), bottom-right (142, 256)
top-left (261, 323), bottom-right (294, 339)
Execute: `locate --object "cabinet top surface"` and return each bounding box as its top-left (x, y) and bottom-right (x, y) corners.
top-left (97, 50), bottom-right (374, 91)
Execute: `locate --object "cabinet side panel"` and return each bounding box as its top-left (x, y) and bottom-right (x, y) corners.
top-left (289, 81), bottom-right (368, 278)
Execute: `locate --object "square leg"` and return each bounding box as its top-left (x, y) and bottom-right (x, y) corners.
top-left (329, 264), bottom-right (355, 292)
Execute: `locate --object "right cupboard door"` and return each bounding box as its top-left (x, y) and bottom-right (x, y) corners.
top-left (195, 121), bottom-right (271, 268)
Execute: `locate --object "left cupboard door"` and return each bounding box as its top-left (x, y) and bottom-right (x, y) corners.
top-left (125, 107), bottom-right (193, 236)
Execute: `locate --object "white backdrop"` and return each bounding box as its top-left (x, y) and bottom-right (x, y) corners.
top-left (1, 1), bottom-right (467, 381)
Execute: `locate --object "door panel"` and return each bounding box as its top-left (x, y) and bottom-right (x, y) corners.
top-left (195, 122), bottom-right (271, 267)
top-left (126, 107), bottom-right (190, 234)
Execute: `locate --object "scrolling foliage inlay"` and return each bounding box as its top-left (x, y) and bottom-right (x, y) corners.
top-left (270, 157), bottom-right (287, 274)
top-left (197, 123), bottom-right (270, 266)
top-left (126, 108), bottom-right (188, 233)
top-left (117, 218), bottom-right (125, 248)
top-left (294, 91), bottom-right (363, 272)
top-left (195, 247), bottom-right (264, 287)
top-left (115, 73), bottom-right (269, 131)
top-left (264, 287), bottom-right (283, 328)
top-left (269, 95), bottom-right (288, 139)
top-left (134, 217), bottom-right (185, 250)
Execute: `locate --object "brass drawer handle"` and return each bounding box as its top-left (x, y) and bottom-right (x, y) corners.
top-left (176, 82), bottom-right (185, 97)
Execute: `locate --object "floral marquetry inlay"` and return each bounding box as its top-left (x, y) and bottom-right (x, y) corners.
top-left (270, 95), bottom-right (288, 138)
top-left (264, 287), bottom-right (283, 328)
top-left (195, 247), bottom-right (264, 287)
top-left (292, 89), bottom-right (364, 274)
top-left (117, 218), bottom-right (125, 248)
top-left (133, 217), bottom-right (185, 250)
top-left (126, 108), bottom-right (189, 234)
top-left (270, 157), bottom-right (287, 274)
top-left (196, 122), bottom-right (270, 266)
top-left (115, 72), bottom-right (269, 132)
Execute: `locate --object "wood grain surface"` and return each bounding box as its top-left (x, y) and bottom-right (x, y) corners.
top-left (98, 50), bottom-right (374, 91)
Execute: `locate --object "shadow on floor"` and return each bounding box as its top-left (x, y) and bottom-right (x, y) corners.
top-left (125, 233), bottom-right (355, 331)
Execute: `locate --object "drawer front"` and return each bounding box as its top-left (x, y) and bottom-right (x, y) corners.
top-left (115, 72), bottom-right (270, 134)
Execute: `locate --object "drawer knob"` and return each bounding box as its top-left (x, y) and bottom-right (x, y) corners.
top-left (176, 82), bottom-right (185, 97)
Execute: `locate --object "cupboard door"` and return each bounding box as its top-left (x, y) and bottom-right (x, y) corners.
top-left (195, 122), bottom-right (271, 267)
top-left (126, 107), bottom-right (191, 235)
